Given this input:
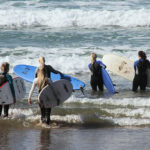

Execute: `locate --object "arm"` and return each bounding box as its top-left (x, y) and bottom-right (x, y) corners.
top-left (88, 64), bottom-right (91, 69)
top-left (6, 74), bottom-right (16, 102)
top-left (134, 60), bottom-right (139, 73)
top-left (28, 78), bottom-right (37, 105)
top-left (48, 65), bottom-right (62, 75)
top-left (96, 61), bottom-right (106, 68)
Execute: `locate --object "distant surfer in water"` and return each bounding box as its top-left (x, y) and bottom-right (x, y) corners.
top-left (132, 51), bottom-right (150, 92)
top-left (0, 62), bottom-right (16, 117)
top-left (28, 66), bottom-right (60, 126)
top-left (88, 53), bottom-right (106, 92)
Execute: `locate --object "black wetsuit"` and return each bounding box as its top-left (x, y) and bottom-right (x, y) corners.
top-left (89, 61), bottom-right (104, 91)
top-left (132, 59), bottom-right (150, 91)
top-left (35, 65), bottom-right (62, 125)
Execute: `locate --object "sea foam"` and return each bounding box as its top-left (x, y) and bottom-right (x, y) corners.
top-left (0, 8), bottom-right (150, 28)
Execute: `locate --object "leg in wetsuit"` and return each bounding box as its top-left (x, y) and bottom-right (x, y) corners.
top-left (39, 104), bottom-right (51, 125)
top-left (90, 77), bottom-right (103, 92)
top-left (4, 105), bottom-right (9, 117)
top-left (132, 75), bottom-right (147, 91)
top-left (0, 105), bottom-right (2, 117)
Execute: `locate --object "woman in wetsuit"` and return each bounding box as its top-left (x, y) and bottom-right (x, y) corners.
top-left (132, 51), bottom-right (150, 91)
top-left (0, 62), bottom-right (16, 117)
top-left (28, 66), bottom-right (59, 126)
top-left (88, 53), bottom-right (106, 92)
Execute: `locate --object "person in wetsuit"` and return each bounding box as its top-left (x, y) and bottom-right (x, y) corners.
top-left (30, 56), bottom-right (62, 125)
top-left (88, 53), bottom-right (106, 92)
top-left (28, 66), bottom-right (59, 126)
top-left (132, 51), bottom-right (150, 92)
top-left (0, 62), bottom-right (16, 117)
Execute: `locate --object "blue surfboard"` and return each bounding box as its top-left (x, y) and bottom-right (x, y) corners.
top-left (101, 68), bottom-right (115, 94)
top-left (89, 62), bottom-right (115, 94)
top-left (13, 65), bottom-right (85, 90)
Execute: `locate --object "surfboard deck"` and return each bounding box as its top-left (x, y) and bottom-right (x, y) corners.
top-left (102, 54), bottom-right (150, 88)
top-left (13, 64), bottom-right (85, 90)
top-left (0, 77), bottom-right (26, 105)
top-left (89, 62), bottom-right (115, 94)
top-left (38, 79), bottom-right (73, 108)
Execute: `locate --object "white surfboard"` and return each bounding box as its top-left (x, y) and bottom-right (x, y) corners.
top-left (102, 54), bottom-right (134, 81)
top-left (102, 54), bottom-right (150, 87)
top-left (0, 77), bottom-right (26, 105)
top-left (38, 79), bottom-right (73, 108)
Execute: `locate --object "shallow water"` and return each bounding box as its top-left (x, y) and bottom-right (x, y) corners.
top-left (0, 126), bottom-right (150, 150)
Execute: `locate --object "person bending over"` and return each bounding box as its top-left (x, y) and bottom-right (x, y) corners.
top-left (132, 51), bottom-right (150, 91)
top-left (0, 62), bottom-right (16, 117)
top-left (88, 53), bottom-right (106, 92)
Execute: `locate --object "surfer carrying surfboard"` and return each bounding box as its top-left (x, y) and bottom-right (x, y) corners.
top-left (28, 66), bottom-right (60, 125)
top-left (88, 53), bottom-right (106, 92)
top-left (0, 62), bottom-right (16, 117)
top-left (132, 51), bottom-right (150, 91)
top-left (28, 56), bottom-right (61, 125)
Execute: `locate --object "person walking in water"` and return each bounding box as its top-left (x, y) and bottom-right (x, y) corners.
top-left (88, 53), bottom-right (106, 92)
top-left (28, 56), bottom-right (62, 126)
top-left (132, 51), bottom-right (150, 92)
top-left (0, 62), bottom-right (16, 117)
top-left (28, 66), bottom-right (59, 126)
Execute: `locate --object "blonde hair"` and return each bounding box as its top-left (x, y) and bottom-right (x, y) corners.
top-left (37, 67), bottom-right (48, 91)
top-left (90, 53), bottom-right (97, 64)
top-left (39, 56), bottom-right (45, 65)
top-left (1, 62), bottom-right (9, 73)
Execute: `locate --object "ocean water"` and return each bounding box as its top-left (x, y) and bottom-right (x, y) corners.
top-left (1, 0), bottom-right (150, 149)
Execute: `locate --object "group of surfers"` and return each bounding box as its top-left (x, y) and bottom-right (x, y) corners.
top-left (0, 50), bottom-right (149, 127)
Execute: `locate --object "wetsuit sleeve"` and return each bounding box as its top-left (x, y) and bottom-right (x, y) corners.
top-left (6, 74), bottom-right (16, 99)
top-left (134, 60), bottom-right (139, 73)
top-left (88, 64), bottom-right (91, 69)
top-left (48, 65), bottom-right (62, 74)
top-left (28, 78), bottom-right (37, 99)
top-left (96, 61), bottom-right (106, 68)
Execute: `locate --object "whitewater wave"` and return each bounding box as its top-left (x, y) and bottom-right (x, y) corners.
top-left (0, 8), bottom-right (150, 29)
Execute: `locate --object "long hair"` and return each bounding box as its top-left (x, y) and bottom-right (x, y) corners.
top-left (138, 51), bottom-right (146, 60)
top-left (90, 53), bottom-right (97, 64)
top-left (37, 67), bottom-right (48, 91)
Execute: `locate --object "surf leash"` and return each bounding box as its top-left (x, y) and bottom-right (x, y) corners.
top-left (80, 85), bottom-right (85, 95)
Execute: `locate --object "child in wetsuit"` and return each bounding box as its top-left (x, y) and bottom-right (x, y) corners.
top-left (88, 53), bottom-right (106, 92)
top-left (0, 62), bottom-right (16, 117)
top-left (132, 51), bottom-right (150, 91)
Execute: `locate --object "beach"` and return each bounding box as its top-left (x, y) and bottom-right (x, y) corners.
top-left (1, 0), bottom-right (150, 149)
